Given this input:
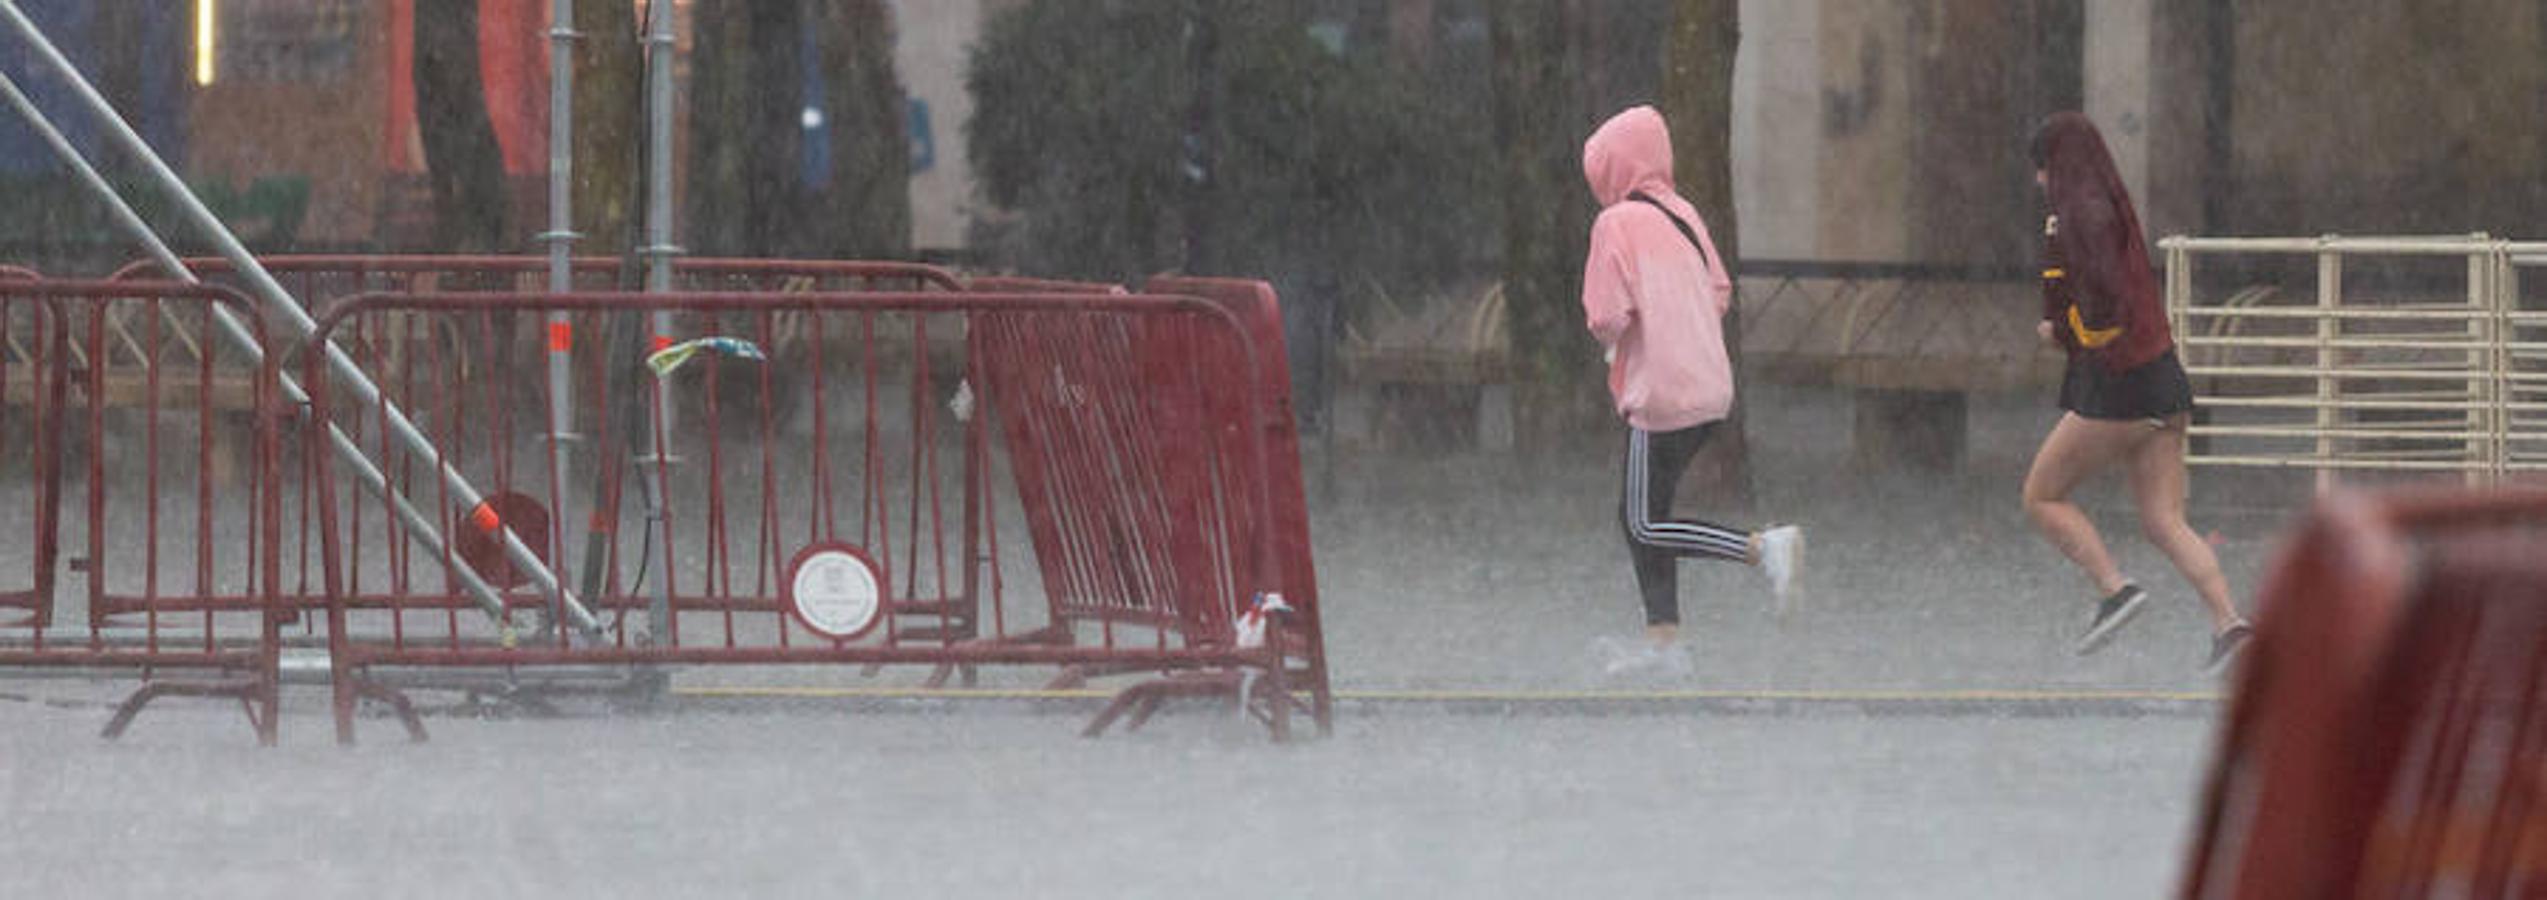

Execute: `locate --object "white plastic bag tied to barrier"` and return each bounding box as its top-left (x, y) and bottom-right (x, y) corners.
top-left (1233, 593), bottom-right (1291, 720)
top-left (1236, 592), bottom-right (1291, 650)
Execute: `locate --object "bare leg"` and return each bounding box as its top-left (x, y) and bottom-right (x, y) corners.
top-left (2126, 414), bottom-right (2242, 632)
top-left (2022, 413), bottom-right (2141, 596)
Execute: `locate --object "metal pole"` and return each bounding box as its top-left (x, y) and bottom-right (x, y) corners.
top-left (2501, 249), bottom-right (2518, 482)
top-left (2467, 239), bottom-right (2491, 486)
top-left (2315, 241), bottom-right (2341, 494)
top-left (0, 0), bottom-right (600, 635)
top-left (2167, 240), bottom-right (2199, 467)
top-left (2165, 235), bottom-right (2510, 255)
top-left (0, 67), bottom-right (523, 627)
top-left (640, 0), bottom-right (678, 382)
top-left (541, 0), bottom-right (581, 590)
top-left (640, 0), bottom-right (679, 634)
top-left (643, 0), bottom-right (678, 297)
top-left (2166, 241), bottom-right (2191, 349)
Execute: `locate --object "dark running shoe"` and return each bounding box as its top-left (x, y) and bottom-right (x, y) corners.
top-left (2205, 621), bottom-right (2253, 674)
top-left (2073, 584), bottom-right (2150, 656)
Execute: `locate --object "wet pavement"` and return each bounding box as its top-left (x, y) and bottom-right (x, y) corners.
top-left (0, 383), bottom-right (2290, 897)
top-left (0, 698), bottom-right (2212, 899)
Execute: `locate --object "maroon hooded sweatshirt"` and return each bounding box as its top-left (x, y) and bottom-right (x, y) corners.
top-left (2034, 112), bottom-right (2171, 373)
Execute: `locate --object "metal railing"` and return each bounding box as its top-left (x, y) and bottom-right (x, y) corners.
top-left (2161, 235), bottom-right (2547, 488)
top-left (0, 1), bottom-right (582, 635)
top-left (297, 288), bottom-right (1327, 743)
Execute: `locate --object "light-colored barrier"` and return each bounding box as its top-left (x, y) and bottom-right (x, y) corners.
top-left (2160, 235), bottom-right (2547, 488)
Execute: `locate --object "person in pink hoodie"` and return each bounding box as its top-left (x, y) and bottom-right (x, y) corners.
top-left (1579, 105), bottom-right (1802, 674)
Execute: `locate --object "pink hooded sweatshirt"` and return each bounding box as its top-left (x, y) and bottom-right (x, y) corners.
top-left (1580, 105), bottom-right (1734, 432)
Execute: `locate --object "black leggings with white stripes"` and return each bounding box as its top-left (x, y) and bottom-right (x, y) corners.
top-left (1622, 422), bottom-right (1753, 626)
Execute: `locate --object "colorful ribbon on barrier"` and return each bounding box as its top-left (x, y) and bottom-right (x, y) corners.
top-left (645, 336), bottom-right (768, 378)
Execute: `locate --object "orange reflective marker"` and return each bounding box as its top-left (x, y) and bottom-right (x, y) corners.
top-left (469, 500), bottom-right (502, 534)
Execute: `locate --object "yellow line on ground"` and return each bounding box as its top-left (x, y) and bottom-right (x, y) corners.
top-left (1349, 688), bottom-right (2221, 703)
top-left (672, 686), bottom-right (2223, 703)
top-left (677, 686), bottom-right (1112, 700)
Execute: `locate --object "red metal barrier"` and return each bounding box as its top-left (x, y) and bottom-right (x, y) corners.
top-left (113, 255), bottom-right (969, 431)
top-left (963, 275), bottom-right (1125, 294)
top-left (110, 255), bottom-right (964, 296)
top-left (1140, 275), bottom-right (1326, 727)
top-left (0, 280), bottom-right (282, 744)
top-left (301, 289), bottom-right (1329, 743)
top-left (2183, 484), bottom-right (2547, 897)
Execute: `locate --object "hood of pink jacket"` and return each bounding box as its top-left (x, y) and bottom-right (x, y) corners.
top-left (1583, 106), bottom-right (1676, 209)
top-left (1581, 104), bottom-right (1711, 267)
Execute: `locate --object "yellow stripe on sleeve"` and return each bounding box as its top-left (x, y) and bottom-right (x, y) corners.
top-left (2068, 304), bottom-right (2122, 348)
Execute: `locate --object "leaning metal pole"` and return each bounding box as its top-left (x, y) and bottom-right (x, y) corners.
top-left (0, 68), bottom-right (514, 623)
top-left (0, 0), bottom-right (601, 635)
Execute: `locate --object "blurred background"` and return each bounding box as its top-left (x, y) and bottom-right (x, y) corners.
top-left (1, 12), bottom-right (2540, 894)
top-left (1, 0), bottom-right (2540, 464)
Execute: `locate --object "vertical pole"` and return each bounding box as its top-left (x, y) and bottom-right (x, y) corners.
top-left (543, 0), bottom-right (580, 582)
top-left (2465, 237), bottom-right (2506, 484)
top-left (2467, 239), bottom-right (2490, 486)
top-left (2315, 240), bottom-right (2339, 494)
top-left (2505, 249), bottom-right (2524, 482)
top-left (2165, 239), bottom-right (2198, 464)
top-left (643, 0), bottom-right (676, 299)
top-left (641, 0), bottom-right (679, 637)
top-left (2165, 241), bottom-right (2190, 348)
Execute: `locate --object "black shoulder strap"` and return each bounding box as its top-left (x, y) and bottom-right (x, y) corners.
top-left (1627, 191), bottom-right (1716, 276)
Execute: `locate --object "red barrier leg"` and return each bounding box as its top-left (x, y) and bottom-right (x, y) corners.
top-left (358, 678), bottom-right (431, 743)
top-left (101, 678), bottom-right (265, 742)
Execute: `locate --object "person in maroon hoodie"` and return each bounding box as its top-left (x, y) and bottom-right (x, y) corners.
top-left (2025, 112), bottom-right (2248, 670)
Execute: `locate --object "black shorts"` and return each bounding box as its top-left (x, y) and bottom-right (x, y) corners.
top-left (2060, 348), bottom-right (2194, 422)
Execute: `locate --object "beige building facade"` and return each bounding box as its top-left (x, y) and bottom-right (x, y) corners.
top-left (887, 0), bottom-right (1006, 253)
top-left (1732, 0), bottom-right (2544, 263)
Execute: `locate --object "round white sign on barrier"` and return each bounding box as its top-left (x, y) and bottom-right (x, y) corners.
top-left (784, 543), bottom-right (884, 641)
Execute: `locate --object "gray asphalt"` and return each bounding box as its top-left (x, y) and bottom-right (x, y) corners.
top-left (0, 382), bottom-right (2287, 897)
top-left (0, 699), bottom-right (2214, 899)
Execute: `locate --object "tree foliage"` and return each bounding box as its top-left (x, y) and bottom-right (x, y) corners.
top-left (1488, 0), bottom-right (1601, 451)
top-left (1661, 0), bottom-right (1750, 506)
top-left (688, 1), bottom-right (909, 259)
top-left (810, 0), bottom-right (913, 259)
top-left (572, 0), bottom-right (641, 258)
top-left (966, 0), bottom-right (1497, 306)
top-left (413, 0), bottom-right (508, 252)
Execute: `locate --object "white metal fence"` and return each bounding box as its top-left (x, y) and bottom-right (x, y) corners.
top-left (2160, 235), bottom-right (2547, 488)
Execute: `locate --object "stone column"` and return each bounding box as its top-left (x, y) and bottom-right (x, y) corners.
top-left (2084, 0), bottom-right (2153, 209)
top-left (1731, 0), bottom-right (1818, 260)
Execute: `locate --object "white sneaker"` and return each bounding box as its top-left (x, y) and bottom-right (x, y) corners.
top-left (1596, 637), bottom-right (1693, 679)
top-left (1758, 524), bottom-right (1804, 615)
